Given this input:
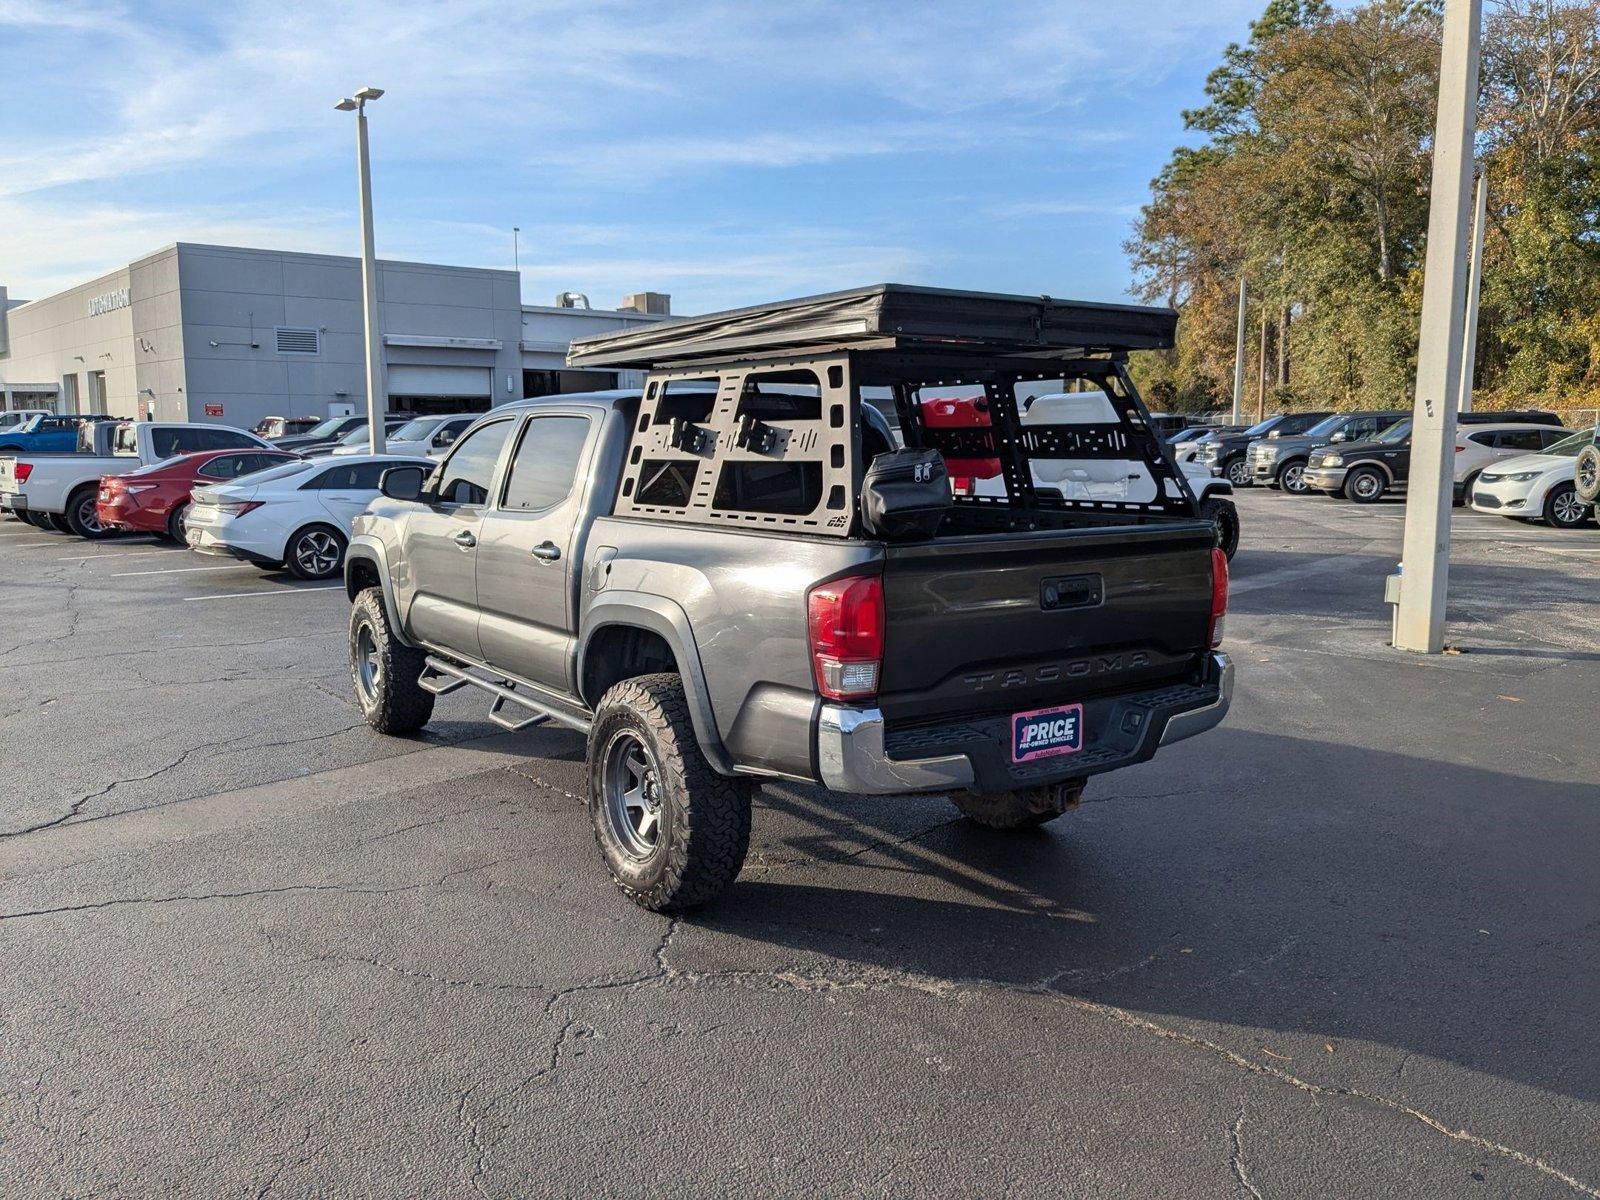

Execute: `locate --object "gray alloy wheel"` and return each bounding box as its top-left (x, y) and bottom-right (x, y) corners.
top-left (1225, 457), bottom-right (1251, 486)
top-left (354, 622), bottom-right (381, 706)
top-left (286, 526), bottom-right (345, 580)
top-left (1279, 461), bottom-right (1308, 494)
top-left (1544, 483), bottom-right (1591, 529)
top-left (601, 730), bottom-right (665, 861)
top-left (66, 487), bottom-right (111, 538)
top-left (1345, 467), bottom-right (1385, 503)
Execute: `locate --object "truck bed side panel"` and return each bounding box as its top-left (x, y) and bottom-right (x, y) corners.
top-left (585, 516), bottom-right (878, 781)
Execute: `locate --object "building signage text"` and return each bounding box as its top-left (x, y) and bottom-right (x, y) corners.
top-left (87, 288), bottom-right (131, 317)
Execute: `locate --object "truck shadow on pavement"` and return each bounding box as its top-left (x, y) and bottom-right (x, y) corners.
top-left (703, 729), bottom-right (1598, 1106)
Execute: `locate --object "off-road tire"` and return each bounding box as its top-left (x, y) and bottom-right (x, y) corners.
top-left (64, 485), bottom-right (112, 539)
top-left (587, 673), bottom-right (752, 912)
top-left (1344, 466), bottom-right (1386, 504)
top-left (1574, 445), bottom-right (1600, 504)
top-left (951, 782), bottom-right (1084, 830)
top-left (348, 587), bottom-right (434, 735)
top-left (1542, 481), bottom-right (1592, 529)
top-left (1196, 495), bottom-right (1241, 561)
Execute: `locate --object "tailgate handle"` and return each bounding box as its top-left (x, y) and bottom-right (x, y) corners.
top-left (1041, 574), bottom-right (1103, 611)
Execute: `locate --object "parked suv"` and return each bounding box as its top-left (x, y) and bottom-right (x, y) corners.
top-left (344, 285), bottom-right (1233, 912)
top-left (1194, 411), bottom-right (1334, 486)
top-left (1248, 410), bottom-right (1407, 494)
top-left (1301, 413), bottom-right (1570, 504)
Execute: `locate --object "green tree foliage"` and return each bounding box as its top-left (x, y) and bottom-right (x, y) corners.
top-left (1127, 0), bottom-right (1600, 418)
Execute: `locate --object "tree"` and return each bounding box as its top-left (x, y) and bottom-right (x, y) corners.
top-left (1127, 0), bottom-right (1600, 418)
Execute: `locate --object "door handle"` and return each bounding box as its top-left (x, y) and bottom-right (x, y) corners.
top-left (452, 529), bottom-right (477, 550)
top-left (531, 541), bottom-right (561, 562)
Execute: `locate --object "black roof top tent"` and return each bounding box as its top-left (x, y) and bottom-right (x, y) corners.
top-left (566, 283), bottom-right (1178, 369)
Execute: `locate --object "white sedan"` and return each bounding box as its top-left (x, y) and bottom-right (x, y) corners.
top-left (1470, 430), bottom-right (1595, 529)
top-left (185, 453), bottom-right (433, 579)
top-left (329, 413), bottom-right (477, 458)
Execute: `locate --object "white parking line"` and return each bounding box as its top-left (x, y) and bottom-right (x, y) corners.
top-left (184, 585), bottom-right (343, 601)
top-left (111, 564), bottom-right (248, 578)
top-left (8, 540), bottom-right (71, 548)
top-left (58, 549), bottom-right (183, 562)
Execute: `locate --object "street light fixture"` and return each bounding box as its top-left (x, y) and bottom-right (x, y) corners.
top-left (334, 85), bottom-right (386, 453)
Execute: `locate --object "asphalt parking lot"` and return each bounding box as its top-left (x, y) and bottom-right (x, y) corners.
top-left (2, 490), bottom-right (1597, 1198)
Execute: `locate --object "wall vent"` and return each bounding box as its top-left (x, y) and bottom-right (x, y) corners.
top-left (275, 327), bottom-right (320, 355)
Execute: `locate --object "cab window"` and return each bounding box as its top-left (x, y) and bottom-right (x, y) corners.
top-left (500, 416), bottom-right (591, 512)
top-left (436, 419), bottom-right (514, 505)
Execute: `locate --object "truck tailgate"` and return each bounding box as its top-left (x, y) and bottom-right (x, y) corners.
top-left (878, 523), bottom-right (1215, 723)
top-left (0, 457), bottom-right (19, 497)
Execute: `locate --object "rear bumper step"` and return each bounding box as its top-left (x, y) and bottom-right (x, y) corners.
top-left (818, 653), bottom-right (1232, 796)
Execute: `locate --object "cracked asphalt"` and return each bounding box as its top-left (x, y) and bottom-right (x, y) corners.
top-left (1, 490), bottom-right (1597, 1198)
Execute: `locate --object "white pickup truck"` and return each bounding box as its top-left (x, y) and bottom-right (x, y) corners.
top-left (0, 420), bottom-right (273, 537)
top-left (0, 409), bottom-right (51, 435)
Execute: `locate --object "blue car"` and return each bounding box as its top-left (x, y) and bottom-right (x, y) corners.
top-left (0, 414), bottom-right (108, 454)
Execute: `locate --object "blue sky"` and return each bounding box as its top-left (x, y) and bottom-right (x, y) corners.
top-left (2, 0), bottom-right (1264, 313)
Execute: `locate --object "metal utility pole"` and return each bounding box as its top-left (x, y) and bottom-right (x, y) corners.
top-left (1395, 0), bottom-right (1481, 654)
top-left (513, 226), bottom-right (521, 275)
top-left (1459, 171), bottom-right (1487, 413)
top-left (1231, 278), bottom-right (1248, 425)
top-left (335, 86), bottom-right (387, 453)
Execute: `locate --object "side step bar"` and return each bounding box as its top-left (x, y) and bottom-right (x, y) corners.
top-left (419, 656), bottom-right (592, 735)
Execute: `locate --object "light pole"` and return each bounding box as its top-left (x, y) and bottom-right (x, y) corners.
top-left (513, 226), bottom-right (521, 275)
top-left (1230, 278), bottom-right (1248, 425)
top-left (1395, 0), bottom-right (1481, 653)
top-left (335, 86), bottom-right (386, 454)
top-left (1459, 171), bottom-right (1487, 413)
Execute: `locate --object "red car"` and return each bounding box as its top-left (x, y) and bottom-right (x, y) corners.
top-left (97, 448), bottom-right (299, 540)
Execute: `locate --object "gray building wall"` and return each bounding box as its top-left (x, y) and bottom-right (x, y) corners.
top-left (1, 243), bottom-right (667, 426)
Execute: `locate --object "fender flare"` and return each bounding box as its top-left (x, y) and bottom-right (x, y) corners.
top-left (344, 535), bottom-right (415, 647)
top-left (579, 590), bottom-right (733, 775)
top-left (1192, 478), bottom-right (1234, 502)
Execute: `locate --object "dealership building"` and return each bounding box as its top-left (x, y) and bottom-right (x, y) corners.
top-left (0, 243), bottom-right (670, 427)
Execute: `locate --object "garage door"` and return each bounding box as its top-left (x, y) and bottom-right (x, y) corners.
top-left (386, 365), bottom-right (492, 398)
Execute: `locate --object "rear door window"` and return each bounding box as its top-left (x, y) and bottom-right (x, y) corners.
top-left (196, 455), bottom-right (250, 479)
top-left (1495, 430), bottom-right (1544, 452)
top-left (501, 416), bottom-right (592, 512)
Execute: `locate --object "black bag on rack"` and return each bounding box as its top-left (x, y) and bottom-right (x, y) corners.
top-left (860, 448), bottom-right (952, 540)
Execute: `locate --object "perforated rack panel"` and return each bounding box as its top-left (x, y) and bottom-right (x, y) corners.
top-left (614, 353), bottom-right (859, 536)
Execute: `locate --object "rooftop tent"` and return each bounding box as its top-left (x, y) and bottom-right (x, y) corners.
top-left (565, 284), bottom-right (1177, 369)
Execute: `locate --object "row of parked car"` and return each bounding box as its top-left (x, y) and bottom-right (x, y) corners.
top-left (1172, 408), bottom-right (1595, 530)
top-left (0, 411), bottom-right (483, 579)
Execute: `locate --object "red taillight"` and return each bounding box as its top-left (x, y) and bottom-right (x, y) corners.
top-left (14, 463), bottom-right (32, 484)
top-left (1207, 547), bottom-right (1229, 648)
top-left (950, 476), bottom-right (974, 495)
top-left (807, 573), bottom-right (885, 701)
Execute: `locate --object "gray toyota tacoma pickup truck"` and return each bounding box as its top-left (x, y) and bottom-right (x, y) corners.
top-left (344, 285), bottom-right (1233, 911)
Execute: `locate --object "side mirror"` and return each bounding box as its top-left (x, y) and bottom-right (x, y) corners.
top-left (1330, 431), bottom-right (1347, 442)
top-left (434, 428), bottom-right (459, 448)
top-left (380, 465), bottom-right (427, 502)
